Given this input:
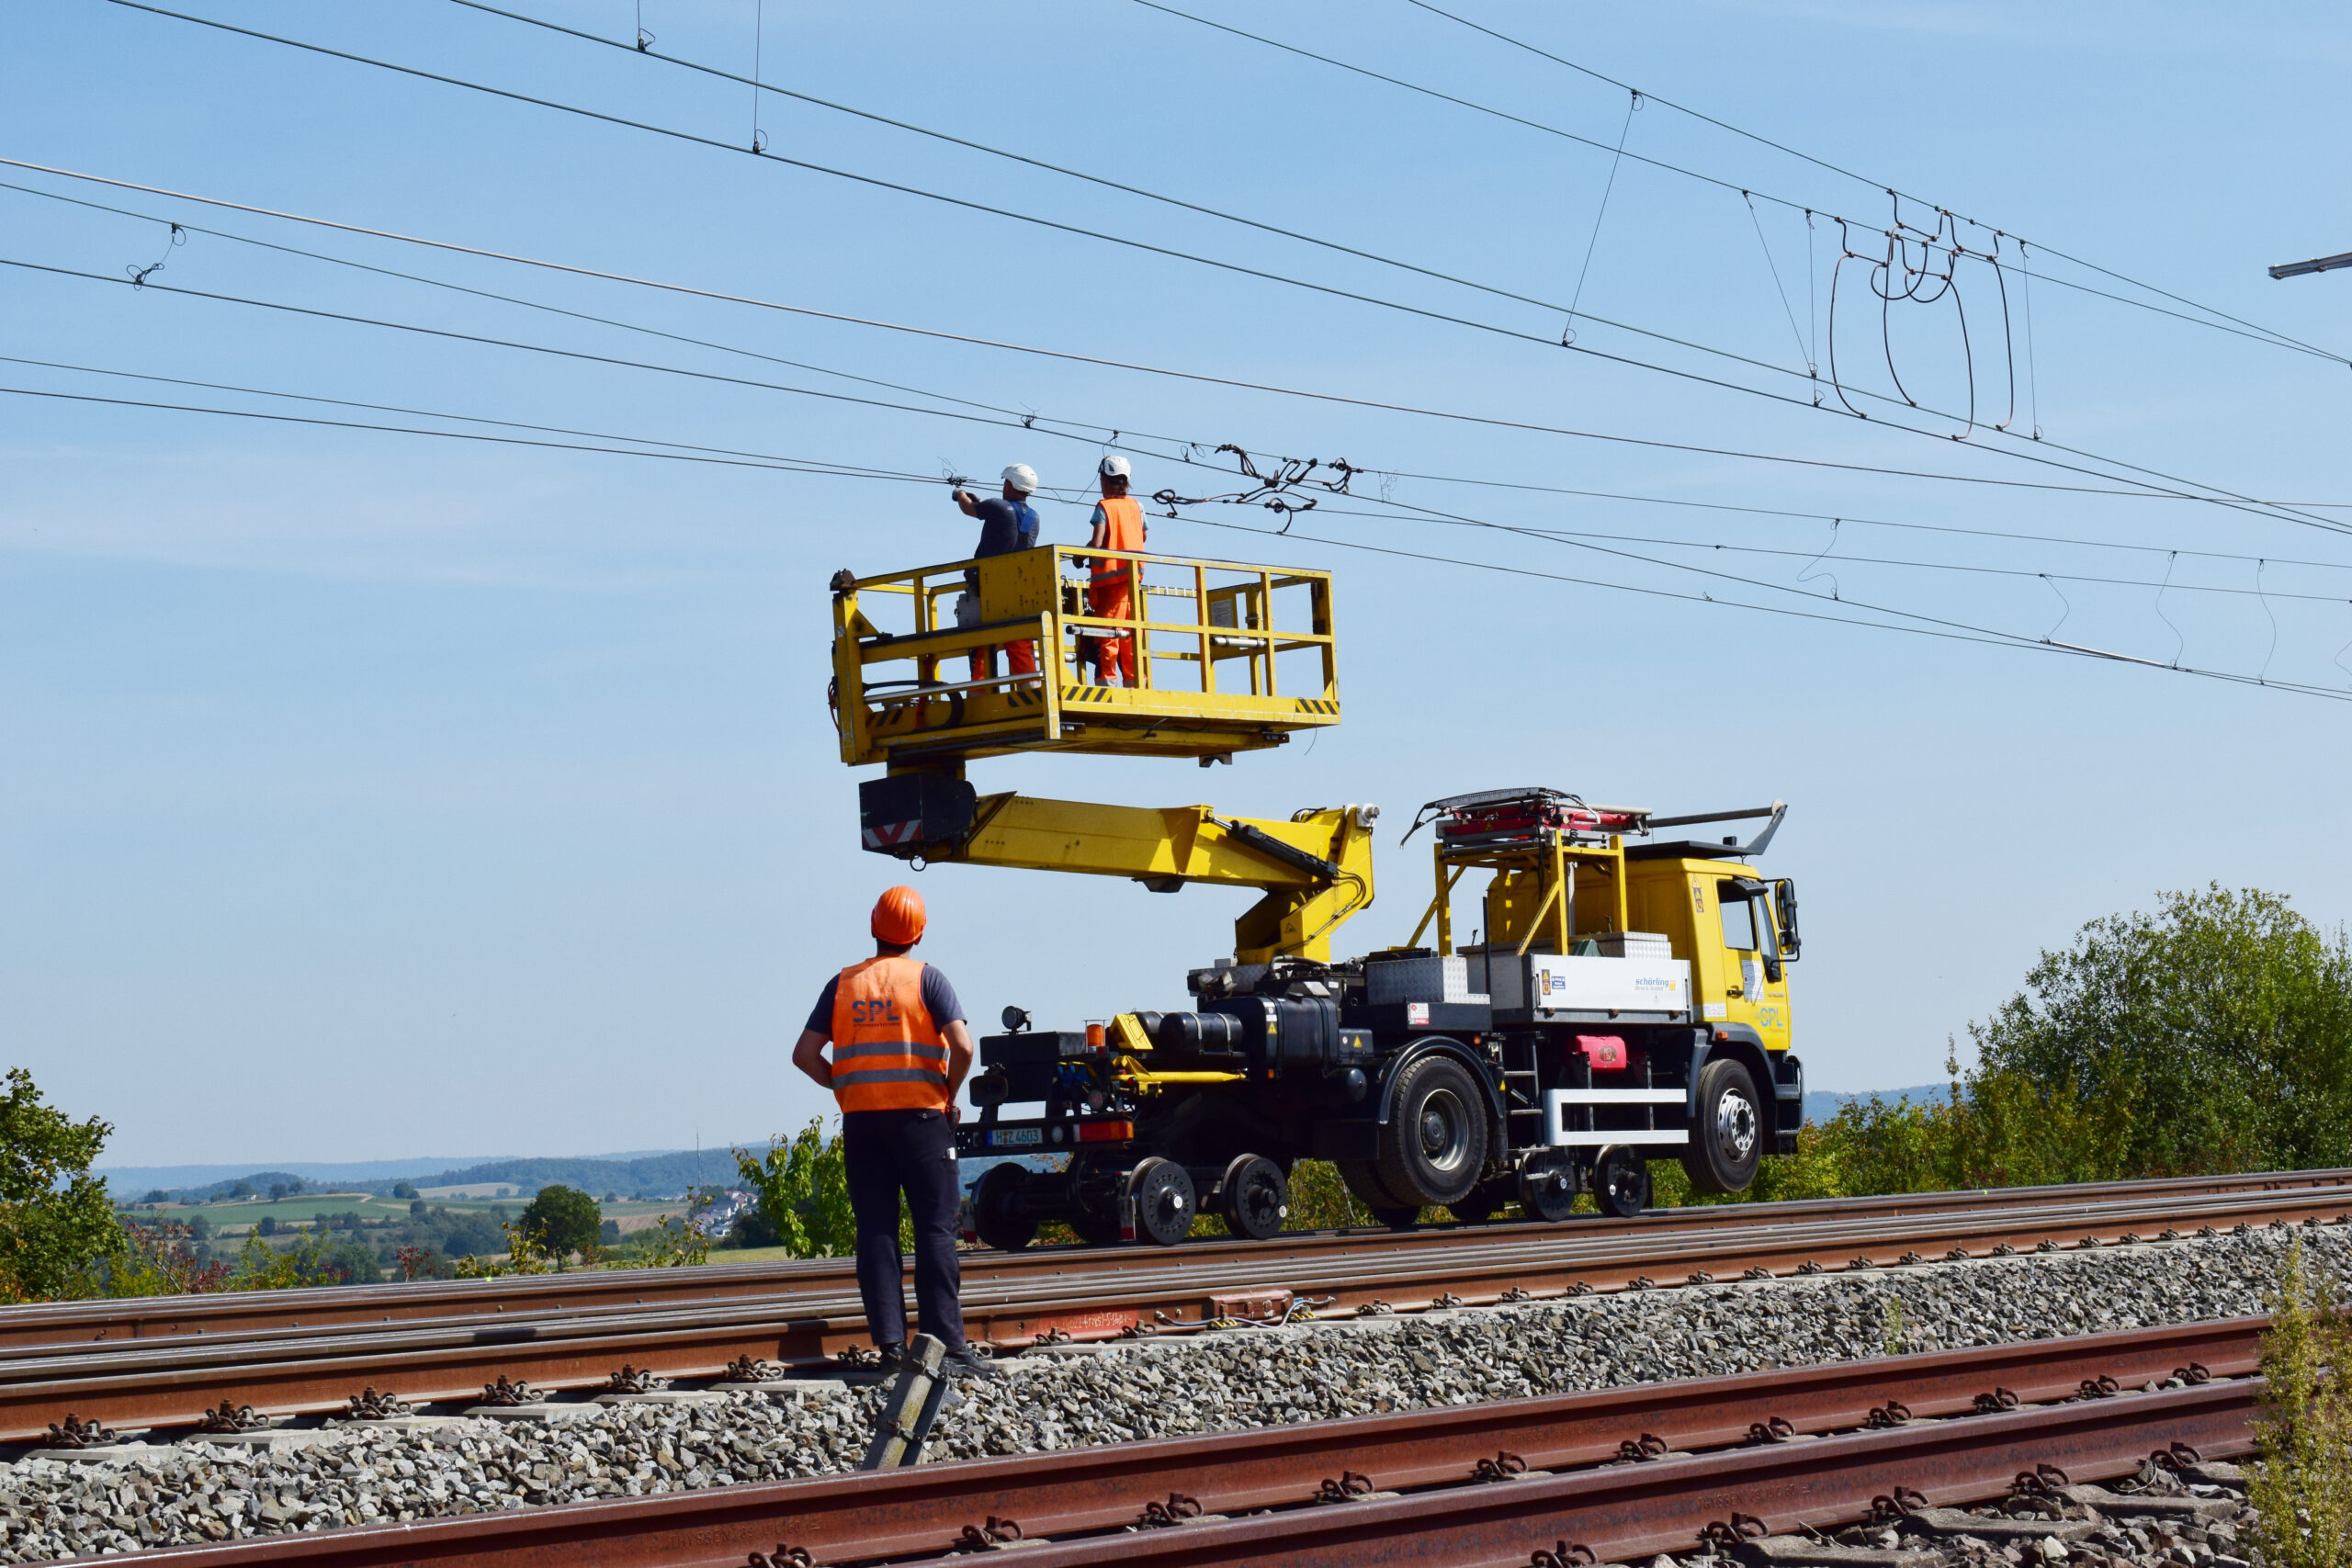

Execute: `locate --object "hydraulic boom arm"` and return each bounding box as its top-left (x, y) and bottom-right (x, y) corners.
top-left (861, 777), bottom-right (1376, 965)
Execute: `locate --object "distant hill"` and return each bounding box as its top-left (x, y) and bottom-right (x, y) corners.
top-left (100, 1145), bottom-right (760, 1203)
top-left (1804, 1084), bottom-right (1951, 1124)
top-left (408, 1150), bottom-right (743, 1200)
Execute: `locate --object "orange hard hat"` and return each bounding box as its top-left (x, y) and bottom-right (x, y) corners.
top-left (871, 885), bottom-right (928, 945)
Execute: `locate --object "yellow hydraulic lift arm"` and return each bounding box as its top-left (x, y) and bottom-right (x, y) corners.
top-left (872, 787), bottom-right (1377, 966)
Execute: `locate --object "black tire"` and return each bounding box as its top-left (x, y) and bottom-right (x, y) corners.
top-left (1517, 1154), bottom-right (1581, 1222)
top-left (1374, 1055), bottom-right (1489, 1209)
top-left (1127, 1156), bottom-right (1197, 1247)
top-left (1680, 1056), bottom-right (1765, 1195)
top-left (1219, 1155), bottom-right (1290, 1241)
top-left (1335, 1158), bottom-right (1406, 1218)
top-left (1369, 1204), bottom-right (1421, 1230)
top-left (1067, 1154), bottom-right (1127, 1247)
top-left (971, 1164), bottom-right (1036, 1252)
top-left (1446, 1183), bottom-right (1499, 1224)
top-left (1592, 1145), bottom-right (1651, 1218)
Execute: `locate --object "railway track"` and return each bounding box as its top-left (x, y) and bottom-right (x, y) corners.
top-left (107, 1316), bottom-right (2265, 1568)
top-left (1, 1176), bottom-right (2340, 1442)
top-left (21, 1168), bottom-right (2343, 1352)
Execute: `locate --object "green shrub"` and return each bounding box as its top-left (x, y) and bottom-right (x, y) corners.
top-left (2252, 1239), bottom-right (2352, 1568)
top-left (734, 1122), bottom-right (857, 1258)
top-left (0, 1068), bottom-right (124, 1303)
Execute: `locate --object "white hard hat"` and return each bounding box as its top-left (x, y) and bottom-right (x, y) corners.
top-left (1098, 455), bottom-right (1132, 479)
top-left (1001, 463), bottom-right (1038, 494)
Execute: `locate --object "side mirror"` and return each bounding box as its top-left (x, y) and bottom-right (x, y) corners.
top-left (1001, 1004), bottom-right (1032, 1033)
top-left (1772, 879), bottom-right (1801, 960)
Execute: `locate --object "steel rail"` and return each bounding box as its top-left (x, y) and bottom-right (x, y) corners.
top-left (16, 1166), bottom-right (2346, 1354)
top-left (0, 1185), bottom-right (2333, 1441)
top-left (113, 1317), bottom-right (2263, 1568)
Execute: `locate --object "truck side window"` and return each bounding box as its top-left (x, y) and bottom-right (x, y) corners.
top-left (1716, 883), bottom-right (1757, 951)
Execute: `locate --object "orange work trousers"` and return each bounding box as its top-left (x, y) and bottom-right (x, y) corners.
top-left (969, 638), bottom-right (1038, 683)
top-left (1086, 582), bottom-right (1136, 685)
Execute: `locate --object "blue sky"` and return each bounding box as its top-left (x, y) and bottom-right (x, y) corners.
top-left (5, 1), bottom-right (2349, 1168)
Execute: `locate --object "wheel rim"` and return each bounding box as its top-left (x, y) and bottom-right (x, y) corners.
top-left (1138, 1164), bottom-right (1193, 1244)
top-left (1716, 1089), bottom-right (1759, 1164)
top-left (1238, 1168), bottom-right (1283, 1233)
top-left (1602, 1153), bottom-right (1644, 1211)
top-left (1418, 1088), bottom-right (1472, 1175)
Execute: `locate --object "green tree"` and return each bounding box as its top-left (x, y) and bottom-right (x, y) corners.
top-left (390, 1181), bottom-right (419, 1200)
top-left (519, 1186), bottom-right (602, 1259)
top-left (1970, 886), bottom-right (2352, 1176)
top-left (734, 1122), bottom-right (857, 1258)
top-left (0, 1068), bottom-right (125, 1302)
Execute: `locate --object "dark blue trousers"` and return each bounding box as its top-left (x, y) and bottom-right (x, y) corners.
top-left (842, 1108), bottom-right (966, 1351)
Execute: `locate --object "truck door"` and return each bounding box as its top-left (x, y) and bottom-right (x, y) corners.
top-left (1714, 877), bottom-right (1792, 1053)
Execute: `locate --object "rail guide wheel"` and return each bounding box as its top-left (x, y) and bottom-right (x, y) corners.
top-left (1592, 1145), bottom-right (1651, 1219)
top-left (1219, 1154), bottom-right (1289, 1241)
top-left (1128, 1156), bottom-right (1197, 1247)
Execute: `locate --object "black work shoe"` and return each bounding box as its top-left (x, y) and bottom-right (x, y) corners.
top-left (940, 1347), bottom-right (1002, 1380)
top-left (874, 1342), bottom-right (905, 1371)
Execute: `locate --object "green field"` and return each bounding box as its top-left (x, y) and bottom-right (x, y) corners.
top-left (119, 1191), bottom-right (688, 1236)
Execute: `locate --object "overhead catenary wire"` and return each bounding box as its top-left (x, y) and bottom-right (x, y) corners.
top-left (19, 158), bottom-right (2331, 521)
top-left (14, 163), bottom-right (2333, 524)
top-left (1392, 0), bottom-right (2341, 367)
top-left (432, 0), bottom-right (2348, 530)
top-left (16, 367), bottom-right (2344, 705)
top-left (29, 169), bottom-right (2352, 594)
top-left (1153, 507), bottom-right (2352, 703)
top-left (96, 1), bottom-right (2352, 538)
top-left (0, 175), bottom-right (1136, 448)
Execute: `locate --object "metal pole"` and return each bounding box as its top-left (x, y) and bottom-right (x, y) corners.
top-left (2268, 249), bottom-right (2352, 280)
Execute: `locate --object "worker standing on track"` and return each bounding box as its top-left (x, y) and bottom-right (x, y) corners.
top-left (1081, 455), bottom-right (1145, 686)
top-left (790, 886), bottom-right (998, 1378)
top-left (951, 464), bottom-right (1042, 683)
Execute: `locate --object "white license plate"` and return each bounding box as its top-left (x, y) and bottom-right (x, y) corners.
top-left (989, 1127), bottom-right (1043, 1146)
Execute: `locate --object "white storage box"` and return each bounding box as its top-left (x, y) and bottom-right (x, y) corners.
top-left (1481, 952), bottom-right (1690, 1017)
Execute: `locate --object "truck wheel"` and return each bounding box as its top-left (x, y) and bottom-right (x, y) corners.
top-left (972, 1164), bottom-right (1037, 1252)
top-left (1680, 1057), bottom-right (1764, 1195)
top-left (1446, 1184), bottom-right (1498, 1224)
top-left (1374, 1055), bottom-right (1488, 1209)
top-left (1337, 1158), bottom-right (1407, 1220)
top-left (1369, 1204), bottom-right (1420, 1230)
top-left (1219, 1155), bottom-right (1289, 1241)
top-left (1592, 1145), bottom-right (1650, 1217)
top-left (1127, 1156), bottom-right (1197, 1247)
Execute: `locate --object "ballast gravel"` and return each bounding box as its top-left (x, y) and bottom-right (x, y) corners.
top-left (3, 1223), bottom-right (2346, 1563)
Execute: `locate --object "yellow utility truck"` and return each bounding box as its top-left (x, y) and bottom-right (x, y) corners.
top-left (830, 540), bottom-right (1803, 1247)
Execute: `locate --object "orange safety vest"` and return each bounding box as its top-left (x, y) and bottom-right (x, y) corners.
top-left (1089, 496), bottom-right (1145, 586)
top-left (828, 957), bottom-right (951, 1113)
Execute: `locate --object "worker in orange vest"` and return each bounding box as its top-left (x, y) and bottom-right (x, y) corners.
top-left (1081, 455), bottom-right (1145, 686)
top-left (791, 886), bottom-right (996, 1377)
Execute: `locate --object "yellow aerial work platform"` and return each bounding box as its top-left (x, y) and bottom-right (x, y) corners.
top-left (830, 543), bottom-right (1340, 770)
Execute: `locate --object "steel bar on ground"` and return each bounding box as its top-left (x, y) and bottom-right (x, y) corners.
top-left (109, 1319), bottom-right (2259, 1568)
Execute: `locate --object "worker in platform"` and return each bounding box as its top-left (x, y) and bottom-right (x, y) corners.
top-left (790, 886), bottom-right (997, 1378)
top-left (1081, 455), bottom-right (1146, 686)
top-left (951, 464), bottom-right (1042, 683)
